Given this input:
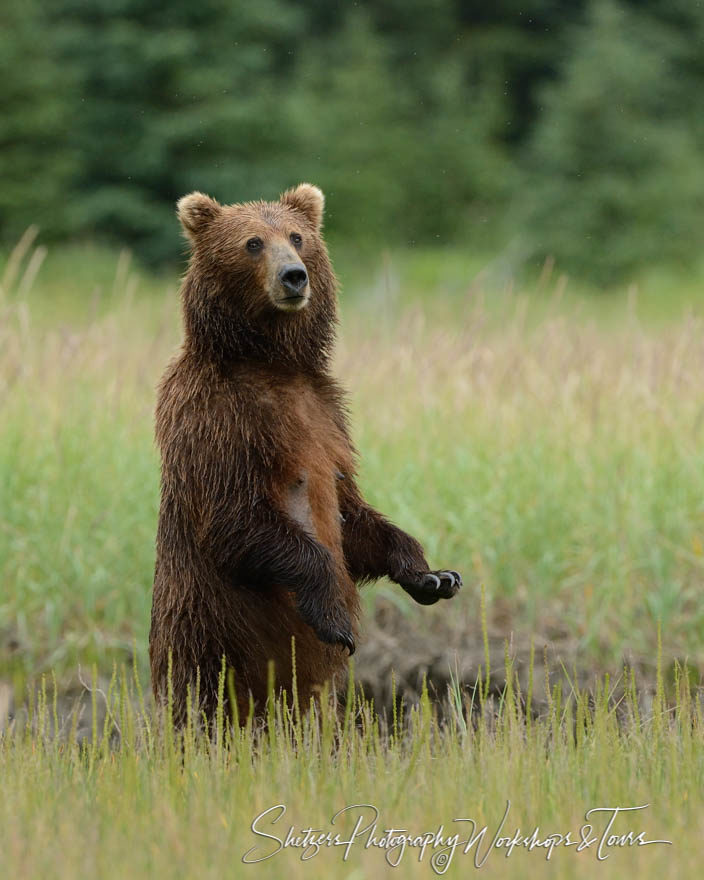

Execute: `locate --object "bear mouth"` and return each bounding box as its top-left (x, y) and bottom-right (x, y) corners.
top-left (274, 293), bottom-right (309, 312)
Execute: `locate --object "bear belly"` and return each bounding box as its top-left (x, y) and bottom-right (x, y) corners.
top-left (286, 472), bottom-right (316, 536)
top-left (278, 381), bottom-right (352, 556)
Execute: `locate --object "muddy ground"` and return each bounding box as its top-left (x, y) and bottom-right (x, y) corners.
top-left (0, 597), bottom-right (674, 738)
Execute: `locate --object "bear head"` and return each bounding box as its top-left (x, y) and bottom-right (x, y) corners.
top-left (176, 184), bottom-right (338, 370)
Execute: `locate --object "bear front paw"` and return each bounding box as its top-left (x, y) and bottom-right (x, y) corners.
top-left (297, 598), bottom-right (356, 655)
top-left (314, 614), bottom-right (356, 656)
top-left (330, 627), bottom-right (356, 656)
top-left (400, 569), bottom-right (462, 606)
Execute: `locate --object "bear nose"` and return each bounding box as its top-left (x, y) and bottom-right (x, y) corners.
top-left (279, 264), bottom-right (308, 296)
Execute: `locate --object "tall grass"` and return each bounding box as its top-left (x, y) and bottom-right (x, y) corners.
top-left (1, 239), bottom-right (704, 691)
top-left (2, 239), bottom-right (704, 878)
top-left (1, 648), bottom-right (700, 878)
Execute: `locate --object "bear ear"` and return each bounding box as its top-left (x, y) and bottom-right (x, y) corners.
top-left (280, 183), bottom-right (325, 231)
top-left (176, 192), bottom-right (221, 241)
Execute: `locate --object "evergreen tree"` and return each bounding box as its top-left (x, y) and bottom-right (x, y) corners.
top-left (51, 0), bottom-right (307, 262)
top-left (0, 0), bottom-right (74, 244)
top-left (520, 0), bottom-right (704, 280)
top-left (286, 10), bottom-right (512, 244)
top-left (2, 0), bottom-right (704, 275)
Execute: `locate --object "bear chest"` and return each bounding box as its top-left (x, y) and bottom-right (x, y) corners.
top-left (277, 391), bottom-right (351, 548)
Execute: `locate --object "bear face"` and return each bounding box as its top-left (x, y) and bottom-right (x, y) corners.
top-left (175, 184), bottom-right (337, 372)
top-left (177, 184), bottom-right (329, 317)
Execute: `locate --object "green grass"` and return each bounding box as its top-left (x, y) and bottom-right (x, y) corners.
top-left (2, 239), bottom-right (704, 691)
top-left (1, 651), bottom-right (701, 879)
top-left (2, 237), bottom-right (704, 877)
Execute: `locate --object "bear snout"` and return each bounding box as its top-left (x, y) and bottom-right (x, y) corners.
top-left (278, 263), bottom-right (309, 298)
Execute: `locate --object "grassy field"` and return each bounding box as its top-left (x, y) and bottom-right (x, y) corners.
top-left (1, 234), bottom-right (704, 691)
top-left (1, 233), bottom-right (704, 876)
top-left (1, 651), bottom-right (701, 878)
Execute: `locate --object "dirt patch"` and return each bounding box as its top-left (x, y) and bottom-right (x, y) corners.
top-left (0, 597), bottom-right (681, 737)
top-left (354, 596), bottom-right (663, 717)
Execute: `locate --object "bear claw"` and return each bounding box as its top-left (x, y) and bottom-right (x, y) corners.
top-left (311, 617), bottom-right (356, 655)
top-left (337, 631), bottom-right (356, 656)
top-left (400, 569), bottom-right (462, 605)
top-left (317, 626), bottom-right (355, 655)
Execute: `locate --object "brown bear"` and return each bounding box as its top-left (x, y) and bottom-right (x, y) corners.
top-left (149, 183), bottom-right (461, 724)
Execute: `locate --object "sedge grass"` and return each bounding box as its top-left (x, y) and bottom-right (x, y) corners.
top-left (2, 238), bottom-right (704, 877)
top-left (4, 241), bottom-right (704, 688)
top-left (1, 646), bottom-right (702, 879)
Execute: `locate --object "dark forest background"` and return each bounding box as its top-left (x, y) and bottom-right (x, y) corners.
top-left (2, 0), bottom-right (704, 281)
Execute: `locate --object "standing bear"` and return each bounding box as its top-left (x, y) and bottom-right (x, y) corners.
top-left (150, 183), bottom-right (461, 724)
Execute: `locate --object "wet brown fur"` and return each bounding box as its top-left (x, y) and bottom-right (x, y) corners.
top-left (150, 184), bottom-right (461, 724)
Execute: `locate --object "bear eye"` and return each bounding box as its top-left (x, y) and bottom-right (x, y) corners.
top-left (246, 237), bottom-right (263, 253)
top-left (290, 232), bottom-right (303, 248)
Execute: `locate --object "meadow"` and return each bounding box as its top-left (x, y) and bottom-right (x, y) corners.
top-left (1, 233), bottom-right (704, 876)
top-left (2, 646), bottom-right (702, 879)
